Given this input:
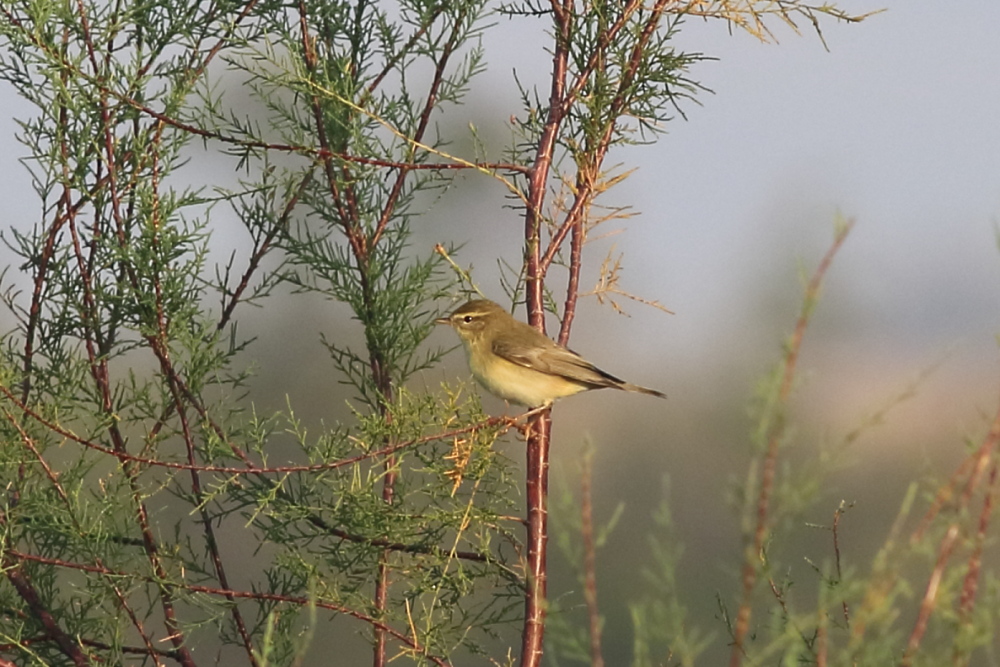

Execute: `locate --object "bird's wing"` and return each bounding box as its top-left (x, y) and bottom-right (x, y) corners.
top-left (491, 338), bottom-right (624, 389)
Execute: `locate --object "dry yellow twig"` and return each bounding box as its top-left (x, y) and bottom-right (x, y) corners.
top-left (582, 246), bottom-right (675, 316)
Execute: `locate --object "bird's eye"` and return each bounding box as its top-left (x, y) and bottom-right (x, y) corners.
top-left (463, 315), bottom-right (474, 323)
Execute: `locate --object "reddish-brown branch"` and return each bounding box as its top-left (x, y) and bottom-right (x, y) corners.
top-left (517, 0), bottom-right (679, 658)
top-left (551, 0), bottom-right (673, 346)
top-left (0, 431), bottom-right (92, 667)
top-left (5, 550), bottom-right (453, 667)
top-left (780, 221), bottom-right (854, 399)
top-left (171, 371), bottom-right (259, 664)
top-left (518, 1), bottom-right (571, 662)
top-left (4, 394), bottom-right (499, 597)
top-left (79, 75), bottom-right (197, 663)
top-left (1, 635), bottom-right (179, 660)
top-left (0, 382), bottom-right (517, 475)
top-left (832, 503), bottom-right (850, 626)
top-left (298, 2), bottom-right (362, 261)
top-left (538, 190), bottom-right (588, 278)
top-left (13, 165), bottom-right (114, 386)
top-left (0, 634), bottom-right (180, 660)
top-left (178, 0), bottom-right (261, 89)
top-left (520, 410), bottom-right (552, 667)
top-left (363, 6), bottom-right (447, 100)
top-left (958, 460), bottom-right (998, 617)
top-left (4, 406), bottom-right (164, 660)
top-left (20, 198), bottom-right (66, 404)
top-left (53, 7), bottom-right (199, 658)
top-left (580, 450), bottom-right (605, 667)
top-left (901, 523), bottom-right (960, 667)
top-left (305, 514), bottom-right (493, 563)
top-left (106, 584), bottom-right (162, 666)
top-left (218, 169), bottom-right (314, 332)
top-left (557, 205), bottom-right (586, 346)
top-left (16, 20), bottom-right (79, 416)
top-left (125, 99), bottom-right (528, 174)
top-left (523, 0), bottom-right (571, 330)
top-left (121, 447), bottom-right (198, 666)
top-left (729, 221), bottom-right (854, 667)
top-left (292, 10), bottom-right (453, 662)
top-left (298, 5), bottom-right (474, 662)
top-left (556, 0), bottom-right (644, 121)
top-left (2, 558), bottom-right (92, 667)
top-left (902, 395), bottom-right (1000, 665)
top-left (913, 399), bottom-right (1000, 542)
top-left (143, 339), bottom-right (259, 465)
top-left (366, 33), bottom-right (476, 649)
top-left (370, 7), bottom-right (469, 250)
top-left (912, 454), bottom-right (976, 542)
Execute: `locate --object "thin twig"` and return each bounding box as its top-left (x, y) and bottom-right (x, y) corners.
top-left (370, 5), bottom-right (470, 249)
top-left (832, 501), bottom-right (850, 626)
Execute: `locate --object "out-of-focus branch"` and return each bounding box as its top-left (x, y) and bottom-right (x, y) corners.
top-left (581, 450), bottom-right (605, 667)
top-left (729, 220), bottom-right (854, 667)
top-left (901, 396), bottom-right (1000, 666)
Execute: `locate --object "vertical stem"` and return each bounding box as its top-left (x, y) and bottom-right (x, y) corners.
top-left (296, 6), bottom-right (400, 663)
top-left (524, 0), bottom-right (570, 329)
top-left (519, 2), bottom-right (570, 664)
top-left (520, 410), bottom-right (551, 667)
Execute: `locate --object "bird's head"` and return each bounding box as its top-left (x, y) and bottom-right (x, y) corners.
top-left (435, 299), bottom-right (507, 346)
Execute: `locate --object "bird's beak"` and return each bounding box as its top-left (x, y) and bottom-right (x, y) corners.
top-left (434, 316), bottom-right (450, 326)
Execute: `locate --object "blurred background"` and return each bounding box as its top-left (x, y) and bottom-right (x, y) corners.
top-left (2, 0), bottom-right (999, 663)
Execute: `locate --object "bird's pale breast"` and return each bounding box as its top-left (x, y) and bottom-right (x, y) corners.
top-left (467, 346), bottom-right (586, 407)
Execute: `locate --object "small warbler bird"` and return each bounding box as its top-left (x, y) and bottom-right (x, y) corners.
top-left (436, 299), bottom-right (666, 407)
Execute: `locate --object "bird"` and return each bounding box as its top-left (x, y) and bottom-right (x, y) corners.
top-left (435, 299), bottom-right (666, 408)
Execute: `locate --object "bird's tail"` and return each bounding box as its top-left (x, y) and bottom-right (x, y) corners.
top-left (620, 382), bottom-right (667, 399)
